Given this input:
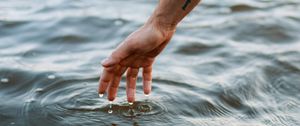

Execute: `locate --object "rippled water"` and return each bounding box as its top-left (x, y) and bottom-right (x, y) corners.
top-left (1, 0), bottom-right (300, 125)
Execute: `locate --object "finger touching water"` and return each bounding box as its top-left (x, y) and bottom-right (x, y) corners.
top-left (98, 67), bottom-right (115, 95)
top-left (143, 65), bottom-right (152, 95)
top-left (126, 67), bottom-right (139, 103)
top-left (107, 66), bottom-right (127, 101)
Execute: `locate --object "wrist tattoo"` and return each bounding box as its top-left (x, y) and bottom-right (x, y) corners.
top-left (182, 0), bottom-right (191, 10)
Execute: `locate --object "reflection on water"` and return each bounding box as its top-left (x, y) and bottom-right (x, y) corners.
top-left (1, 0), bottom-right (300, 125)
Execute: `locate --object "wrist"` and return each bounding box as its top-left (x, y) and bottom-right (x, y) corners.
top-left (144, 16), bottom-right (176, 41)
top-left (145, 15), bottom-right (177, 33)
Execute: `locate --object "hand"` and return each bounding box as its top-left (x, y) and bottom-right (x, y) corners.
top-left (98, 22), bottom-right (175, 103)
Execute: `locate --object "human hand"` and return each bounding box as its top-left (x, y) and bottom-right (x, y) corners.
top-left (98, 22), bottom-right (175, 103)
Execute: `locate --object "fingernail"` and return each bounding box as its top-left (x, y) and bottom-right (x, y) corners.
top-left (101, 58), bottom-right (109, 65)
top-left (101, 57), bottom-right (113, 66)
top-left (99, 94), bottom-right (103, 98)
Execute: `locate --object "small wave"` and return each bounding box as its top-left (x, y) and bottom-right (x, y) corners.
top-left (230, 4), bottom-right (258, 12)
top-left (175, 41), bottom-right (222, 55)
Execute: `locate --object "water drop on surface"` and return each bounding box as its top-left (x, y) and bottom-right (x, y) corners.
top-left (0, 78), bottom-right (9, 83)
top-left (144, 94), bottom-right (150, 102)
top-left (108, 101), bottom-right (113, 114)
top-left (35, 88), bottom-right (43, 92)
top-left (25, 98), bottom-right (35, 103)
top-left (114, 20), bottom-right (123, 26)
top-left (47, 75), bottom-right (55, 79)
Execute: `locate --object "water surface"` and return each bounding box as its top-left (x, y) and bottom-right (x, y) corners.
top-left (1, 0), bottom-right (300, 125)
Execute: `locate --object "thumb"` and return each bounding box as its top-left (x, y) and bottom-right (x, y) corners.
top-left (101, 44), bottom-right (131, 67)
top-left (101, 57), bottom-right (118, 67)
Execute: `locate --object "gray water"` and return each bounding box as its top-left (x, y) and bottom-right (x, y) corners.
top-left (1, 0), bottom-right (300, 125)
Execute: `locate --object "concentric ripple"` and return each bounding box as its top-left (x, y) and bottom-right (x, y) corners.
top-left (19, 77), bottom-right (168, 125)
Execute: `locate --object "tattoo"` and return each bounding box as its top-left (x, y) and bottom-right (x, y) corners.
top-left (182, 0), bottom-right (191, 10)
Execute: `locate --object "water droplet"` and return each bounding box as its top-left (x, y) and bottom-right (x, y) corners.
top-left (108, 101), bottom-right (113, 114)
top-left (108, 109), bottom-right (113, 114)
top-left (25, 98), bottom-right (35, 103)
top-left (128, 102), bottom-right (133, 105)
top-left (114, 20), bottom-right (123, 26)
top-left (47, 74), bottom-right (55, 79)
top-left (35, 88), bottom-right (43, 92)
top-left (1, 78), bottom-right (9, 83)
top-left (144, 94), bottom-right (150, 102)
top-left (99, 94), bottom-right (103, 98)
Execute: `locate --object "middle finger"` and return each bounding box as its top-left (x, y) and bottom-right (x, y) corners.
top-left (126, 67), bottom-right (139, 103)
top-left (107, 66), bottom-right (127, 101)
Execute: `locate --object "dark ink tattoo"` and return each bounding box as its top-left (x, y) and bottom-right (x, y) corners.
top-left (182, 0), bottom-right (191, 10)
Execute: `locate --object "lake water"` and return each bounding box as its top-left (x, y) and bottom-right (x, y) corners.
top-left (1, 0), bottom-right (300, 125)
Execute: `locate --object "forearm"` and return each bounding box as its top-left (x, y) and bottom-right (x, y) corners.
top-left (146, 0), bottom-right (201, 31)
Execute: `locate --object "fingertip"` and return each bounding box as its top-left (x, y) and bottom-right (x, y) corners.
top-left (108, 96), bottom-right (115, 101)
top-left (108, 87), bottom-right (118, 102)
top-left (127, 97), bottom-right (134, 103)
top-left (127, 88), bottom-right (135, 103)
top-left (98, 81), bottom-right (109, 94)
top-left (143, 80), bottom-right (152, 95)
top-left (107, 89), bottom-right (116, 101)
top-left (98, 91), bottom-right (106, 96)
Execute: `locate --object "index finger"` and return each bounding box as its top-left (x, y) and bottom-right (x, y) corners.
top-left (98, 66), bottom-right (115, 95)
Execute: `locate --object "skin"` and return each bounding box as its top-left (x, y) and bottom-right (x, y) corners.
top-left (99, 0), bottom-right (201, 103)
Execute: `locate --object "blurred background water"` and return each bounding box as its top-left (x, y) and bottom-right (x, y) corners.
top-left (1, 0), bottom-right (300, 125)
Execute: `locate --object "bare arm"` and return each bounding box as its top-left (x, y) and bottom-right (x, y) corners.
top-left (99, 0), bottom-right (201, 103)
top-left (148, 0), bottom-right (201, 31)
